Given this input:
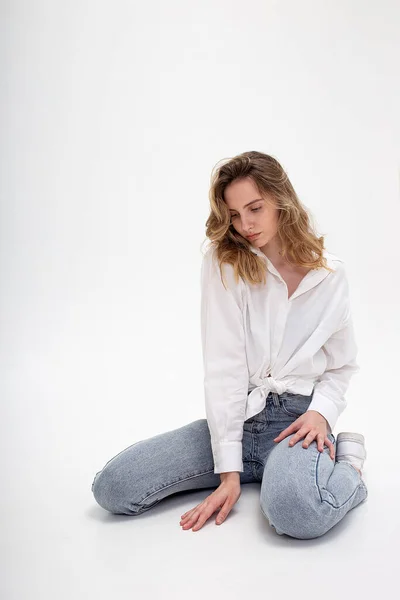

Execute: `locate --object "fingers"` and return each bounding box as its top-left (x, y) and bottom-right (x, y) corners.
top-left (288, 427), bottom-right (309, 446)
top-left (180, 508), bottom-right (197, 525)
top-left (215, 497), bottom-right (231, 525)
top-left (180, 497), bottom-right (226, 532)
top-left (273, 422), bottom-right (295, 442)
top-left (299, 429), bottom-right (320, 449)
top-left (288, 429), bottom-right (335, 461)
top-left (180, 503), bottom-right (208, 531)
top-left (325, 437), bottom-right (335, 460)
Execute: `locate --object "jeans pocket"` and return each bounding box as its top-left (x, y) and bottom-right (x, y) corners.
top-left (280, 393), bottom-right (312, 418)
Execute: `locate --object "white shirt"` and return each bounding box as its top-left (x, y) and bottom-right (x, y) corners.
top-left (200, 243), bottom-right (359, 474)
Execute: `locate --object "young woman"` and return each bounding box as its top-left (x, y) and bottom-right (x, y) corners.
top-left (91, 150), bottom-right (368, 539)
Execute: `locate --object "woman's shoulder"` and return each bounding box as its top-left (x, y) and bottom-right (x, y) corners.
top-left (201, 242), bottom-right (216, 261)
top-left (200, 243), bottom-right (221, 273)
top-left (322, 250), bottom-right (352, 304)
top-left (322, 249), bottom-right (347, 273)
top-left (201, 243), bottom-right (237, 273)
top-left (200, 243), bottom-right (244, 295)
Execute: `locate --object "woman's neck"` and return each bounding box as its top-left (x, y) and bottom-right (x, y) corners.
top-left (259, 235), bottom-right (287, 268)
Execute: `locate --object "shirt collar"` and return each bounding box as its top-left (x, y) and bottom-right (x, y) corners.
top-left (248, 244), bottom-right (340, 300)
top-left (249, 244), bottom-right (338, 272)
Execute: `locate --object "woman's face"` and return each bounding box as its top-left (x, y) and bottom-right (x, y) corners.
top-left (224, 177), bottom-right (280, 247)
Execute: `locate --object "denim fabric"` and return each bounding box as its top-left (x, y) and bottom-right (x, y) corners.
top-left (91, 391), bottom-right (368, 539)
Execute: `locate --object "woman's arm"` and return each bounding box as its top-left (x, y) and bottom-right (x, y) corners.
top-left (306, 311), bottom-right (360, 432)
top-left (272, 260), bottom-right (358, 458)
top-left (200, 247), bottom-right (249, 476)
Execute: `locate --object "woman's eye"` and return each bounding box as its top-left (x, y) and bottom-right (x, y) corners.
top-left (231, 207), bottom-right (261, 220)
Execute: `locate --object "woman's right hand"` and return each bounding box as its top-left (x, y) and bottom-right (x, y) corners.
top-left (179, 473), bottom-right (241, 532)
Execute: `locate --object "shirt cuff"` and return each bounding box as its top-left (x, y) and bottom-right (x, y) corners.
top-left (306, 394), bottom-right (339, 433)
top-left (211, 441), bottom-right (244, 474)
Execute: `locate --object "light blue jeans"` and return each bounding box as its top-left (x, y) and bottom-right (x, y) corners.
top-left (91, 390), bottom-right (368, 539)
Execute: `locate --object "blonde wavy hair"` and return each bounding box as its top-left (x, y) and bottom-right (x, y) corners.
top-left (202, 150), bottom-right (334, 288)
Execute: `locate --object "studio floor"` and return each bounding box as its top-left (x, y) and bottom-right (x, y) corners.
top-left (2, 426), bottom-right (398, 600)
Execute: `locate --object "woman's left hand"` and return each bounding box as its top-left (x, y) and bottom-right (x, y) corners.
top-left (273, 410), bottom-right (335, 460)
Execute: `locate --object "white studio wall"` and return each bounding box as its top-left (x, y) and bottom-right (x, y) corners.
top-left (1, 1), bottom-right (399, 598)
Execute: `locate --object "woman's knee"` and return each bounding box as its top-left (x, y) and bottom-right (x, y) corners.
top-left (91, 465), bottom-right (145, 515)
top-left (260, 482), bottom-right (330, 538)
top-left (260, 499), bottom-right (330, 539)
top-left (92, 466), bottom-right (123, 513)
top-left (259, 443), bottom-right (329, 539)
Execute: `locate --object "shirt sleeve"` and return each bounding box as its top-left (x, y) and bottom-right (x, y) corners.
top-left (306, 277), bottom-right (360, 432)
top-left (200, 247), bottom-right (249, 474)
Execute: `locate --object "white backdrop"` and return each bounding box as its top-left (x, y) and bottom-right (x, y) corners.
top-left (1, 1), bottom-right (399, 598)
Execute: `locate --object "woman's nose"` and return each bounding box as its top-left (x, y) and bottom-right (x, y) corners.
top-left (242, 220), bottom-right (254, 232)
